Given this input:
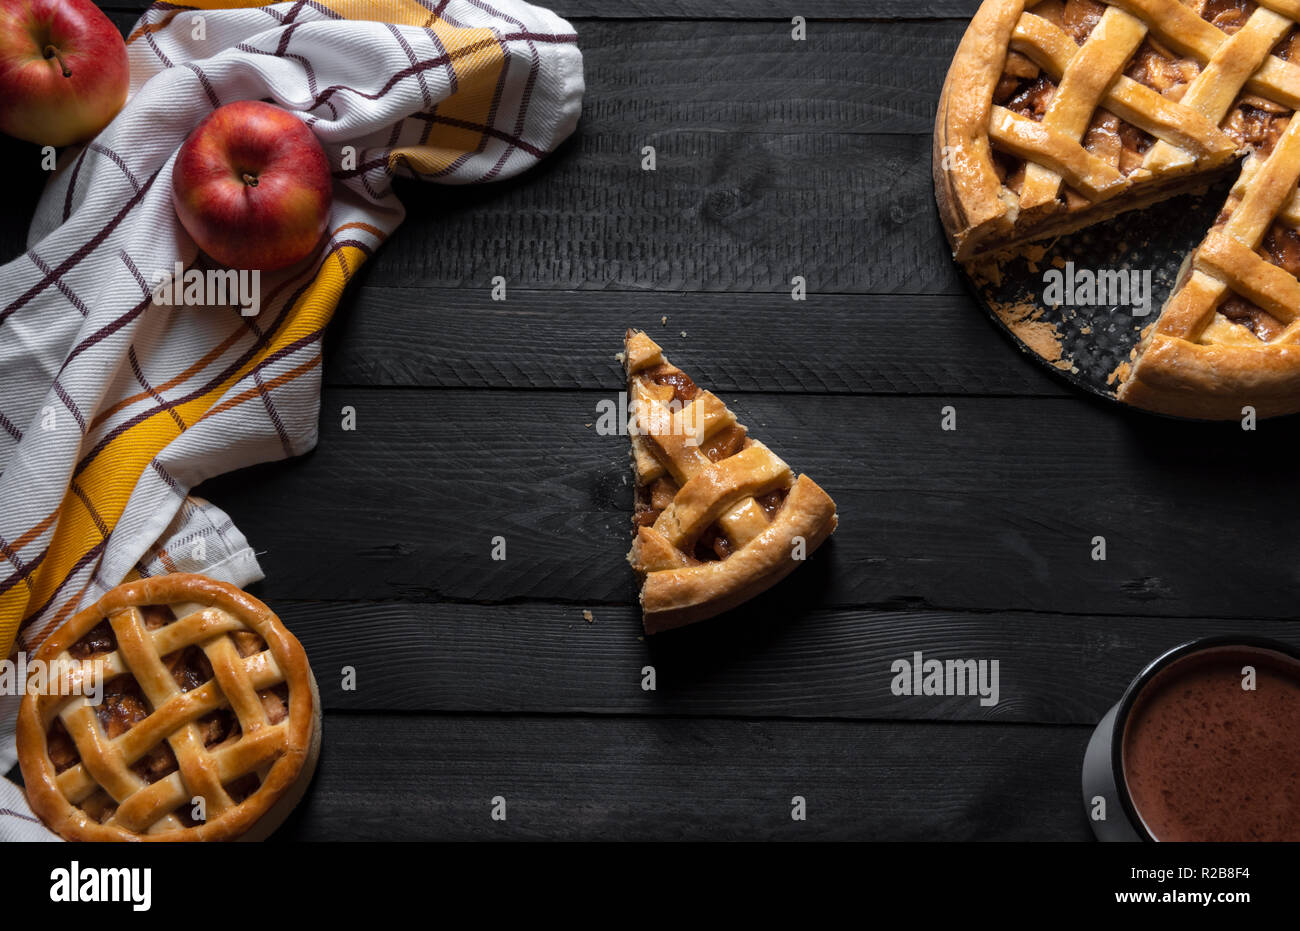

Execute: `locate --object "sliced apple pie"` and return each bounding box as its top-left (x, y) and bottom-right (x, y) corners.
top-left (623, 331), bottom-right (838, 633)
top-left (936, 0), bottom-right (1300, 417)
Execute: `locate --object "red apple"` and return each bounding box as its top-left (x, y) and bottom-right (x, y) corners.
top-left (0, 0), bottom-right (129, 146)
top-left (172, 100), bottom-right (333, 272)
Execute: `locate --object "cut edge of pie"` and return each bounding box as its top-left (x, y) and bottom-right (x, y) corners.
top-left (622, 330), bottom-right (838, 634)
top-left (935, 0), bottom-right (1300, 419)
top-left (16, 573), bottom-right (321, 842)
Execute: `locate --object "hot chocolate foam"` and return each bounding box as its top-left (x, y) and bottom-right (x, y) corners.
top-left (1122, 645), bottom-right (1300, 842)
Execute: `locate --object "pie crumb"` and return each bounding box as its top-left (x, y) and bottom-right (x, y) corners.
top-left (990, 299), bottom-right (1063, 363)
top-left (1021, 243), bottom-right (1048, 266)
top-left (679, 330), bottom-right (687, 337)
top-left (582, 609), bottom-right (594, 624)
top-left (661, 316), bottom-right (667, 325)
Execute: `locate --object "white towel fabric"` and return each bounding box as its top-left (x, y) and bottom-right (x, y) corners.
top-left (0, 0), bottom-right (582, 840)
top-left (0, 766), bottom-right (58, 841)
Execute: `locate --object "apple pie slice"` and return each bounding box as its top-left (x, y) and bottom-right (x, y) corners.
top-left (623, 331), bottom-right (838, 634)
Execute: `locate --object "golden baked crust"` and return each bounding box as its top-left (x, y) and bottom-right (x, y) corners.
top-left (934, 0), bottom-right (1026, 261)
top-left (936, 0), bottom-right (1300, 419)
top-left (623, 331), bottom-right (838, 634)
top-left (934, 0), bottom-right (1243, 261)
top-left (17, 574), bottom-right (320, 842)
top-left (1119, 118), bottom-right (1300, 417)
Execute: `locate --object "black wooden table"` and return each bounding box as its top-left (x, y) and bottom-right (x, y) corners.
top-left (5, 0), bottom-right (1299, 841)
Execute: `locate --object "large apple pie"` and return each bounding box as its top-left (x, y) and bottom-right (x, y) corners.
top-left (935, 0), bottom-right (1300, 418)
top-left (623, 331), bottom-right (838, 633)
top-left (16, 574), bottom-right (320, 841)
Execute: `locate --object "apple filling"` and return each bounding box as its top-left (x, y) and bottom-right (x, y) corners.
top-left (45, 602), bottom-right (286, 827)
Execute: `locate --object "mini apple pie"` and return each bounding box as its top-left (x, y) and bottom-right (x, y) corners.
top-left (17, 574), bottom-right (320, 841)
top-left (623, 331), bottom-right (838, 633)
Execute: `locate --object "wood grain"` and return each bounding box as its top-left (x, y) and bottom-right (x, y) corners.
top-left (277, 599), bottom-right (1300, 724)
top-left (376, 127), bottom-right (959, 293)
top-left (276, 713), bottom-right (1094, 841)
top-left (201, 388), bottom-right (1300, 619)
top-left (324, 286), bottom-right (1066, 395)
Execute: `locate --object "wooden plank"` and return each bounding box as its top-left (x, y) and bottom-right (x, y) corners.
top-left (200, 389), bottom-right (1300, 619)
top-left (324, 287), bottom-right (1065, 395)
top-left (279, 599), bottom-right (1300, 724)
top-left (355, 126), bottom-right (961, 293)
top-left (102, 2), bottom-right (983, 23)
top-left (277, 713), bottom-right (1093, 840)
top-left (376, 12), bottom-right (968, 293)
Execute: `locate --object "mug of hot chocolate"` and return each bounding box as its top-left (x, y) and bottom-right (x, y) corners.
top-left (1082, 636), bottom-right (1300, 842)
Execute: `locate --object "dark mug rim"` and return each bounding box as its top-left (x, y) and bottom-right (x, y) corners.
top-left (1109, 634), bottom-right (1300, 842)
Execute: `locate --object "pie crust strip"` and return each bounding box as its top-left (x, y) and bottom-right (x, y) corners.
top-left (639, 475), bottom-right (838, 634)
top-left (989, 106), bottom-right (1126, 198)
top-left (650, 443), bottom-right (793, 550)
top-left (1018, 7), bottom-right (1150, 209)
top-left (1011, 13), bottom-right (1234, 160)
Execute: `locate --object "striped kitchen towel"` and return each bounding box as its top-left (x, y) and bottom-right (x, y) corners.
top-left (0, 0), bottom-right (582, 836)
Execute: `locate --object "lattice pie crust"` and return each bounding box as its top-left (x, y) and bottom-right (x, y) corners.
top-left (624, 331), bottom-right (838, 633)
top-left (17, 574), bottom-right (320, 841)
